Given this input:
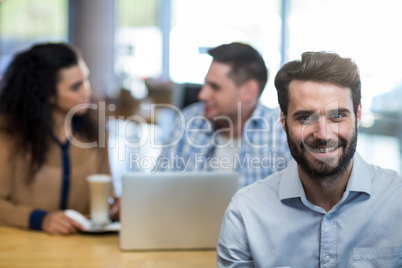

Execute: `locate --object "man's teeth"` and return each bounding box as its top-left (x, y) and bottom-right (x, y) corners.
top-left (309, 147), bottom-right (337, 153)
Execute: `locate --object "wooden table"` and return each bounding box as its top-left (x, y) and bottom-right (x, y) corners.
top-left (0, 227), bottom-right (217, 268)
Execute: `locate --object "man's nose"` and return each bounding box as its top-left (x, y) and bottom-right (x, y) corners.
top-left (312, 117), bottom-right (329, 140)
top-left (83, 80), bottom-right (92, 98)
top-left (198, 85), bottom-right (210, 101)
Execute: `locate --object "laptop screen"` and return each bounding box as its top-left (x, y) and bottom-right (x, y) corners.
top-left (119, 171), bottom-right (239, 250)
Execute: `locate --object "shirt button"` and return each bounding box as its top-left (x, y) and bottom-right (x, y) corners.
top-left (325, 213), bottom-right (331, 219)
top-left (324, 255), bottom-right (331, 262)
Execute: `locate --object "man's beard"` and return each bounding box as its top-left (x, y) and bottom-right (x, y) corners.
top-left (285, 121), bottom-right (358, 183)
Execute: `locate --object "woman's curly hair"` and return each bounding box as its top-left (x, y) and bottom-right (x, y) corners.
top-left (0, 43), bottom-right (99, 179)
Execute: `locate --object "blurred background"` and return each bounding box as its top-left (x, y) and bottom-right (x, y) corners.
top-left (1, 0), bottom-right (401, 179)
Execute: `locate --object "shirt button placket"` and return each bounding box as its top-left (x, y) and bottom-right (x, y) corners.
top-left (320, 213), bottom-right (337, 268)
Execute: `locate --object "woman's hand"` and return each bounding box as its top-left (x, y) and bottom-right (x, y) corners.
top-left (41, 211), bottom-right (85, 235)
top-left (109, 197), bottom-right (120, 222)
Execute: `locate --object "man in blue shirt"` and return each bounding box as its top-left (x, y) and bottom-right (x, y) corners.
top-left (217, 51), bottom-right (402, 267)
top-left (156, 42), bottom-right (291, 188)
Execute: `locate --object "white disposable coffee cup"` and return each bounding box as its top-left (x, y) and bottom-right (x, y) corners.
top-left (86, 174), bottom-right (112, 226)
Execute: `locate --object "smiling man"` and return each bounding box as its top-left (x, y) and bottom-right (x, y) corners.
top-left (217, 51), bottom-right (402, 267)
top-left (156, 42), bottom-right (291, 188)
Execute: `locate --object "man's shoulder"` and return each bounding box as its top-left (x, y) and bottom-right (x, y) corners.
top-left (248, 103), bottom-right (281, 124)
top-left (181, 102), bottom-right (205, 117)
top-left (255, 103), bottom-right (280, 115)
top-left (169, 102), bottom-right (205, 128)
top-left (356, 153), bottom-right (401, 182)
top-left (233, 167), bottom-right (287, 201)
top-left (368, 162), bottom-right (402, 184)
top-left (349, 154), bottom-right (402, 200)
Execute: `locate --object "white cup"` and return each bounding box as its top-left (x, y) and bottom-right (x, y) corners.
top-left (86, 174), bottom-right (112, 226)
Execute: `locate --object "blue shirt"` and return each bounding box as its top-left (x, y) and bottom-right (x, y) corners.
top-left (155, 102), bottom-right (292, 188)
top-left (217, 153), bottom-right (402, 267)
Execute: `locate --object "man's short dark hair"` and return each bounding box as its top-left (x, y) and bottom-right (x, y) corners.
top-left (274, 51), bottom-right (361, 116)
top-left (208, 42), bottom-right (268, 95)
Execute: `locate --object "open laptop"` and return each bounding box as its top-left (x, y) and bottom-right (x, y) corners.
top-left (119, 171), bottom-right (239, 251)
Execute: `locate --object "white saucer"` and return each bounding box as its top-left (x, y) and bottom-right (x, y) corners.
top-left (86, 221), bottom-right (121, 233)
top-left (65, 209), bottom-right (121, 233)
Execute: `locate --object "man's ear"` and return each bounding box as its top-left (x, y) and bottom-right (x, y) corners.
top-left (280, 111), bottom-right (287, 132)
top-left (241, 79), bottom-right (259, 101)
top-left (357, 103), bottom-right (362, 127)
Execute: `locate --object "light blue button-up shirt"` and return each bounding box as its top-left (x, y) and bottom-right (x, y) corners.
top-left (217, 153), bottom-right (402, 267)
top-left (155, 102), bottom-right (292, 188)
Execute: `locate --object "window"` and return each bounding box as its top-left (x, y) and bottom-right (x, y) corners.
top-left (0, 0), bottom-right (67, 74)
top-left (115, 0), bottom-right (161, 84)
top-left (286, 0), bottom-right (402, 172)
top-left (170, 0), bottom-right (282, 108)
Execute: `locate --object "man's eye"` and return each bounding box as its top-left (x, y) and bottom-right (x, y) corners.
top-left (297, 113), bottom-right (320, 125)
top-left (329, 114), bottom-right (344, 120)
top-left (210, 85), bottom-right (220, 91)
top-left (299, 115), bottom-right (314, 121)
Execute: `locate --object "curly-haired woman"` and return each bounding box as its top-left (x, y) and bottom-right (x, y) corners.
top-left (0, 43), bottom-right (115, 234)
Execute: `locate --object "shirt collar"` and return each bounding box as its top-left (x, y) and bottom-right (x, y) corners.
top-left (279, 152), bottom-right (371, 201)
top-left (279, 159), bottom-right (303, 200)
top-left (345, 152), bottom-right (371, 196)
